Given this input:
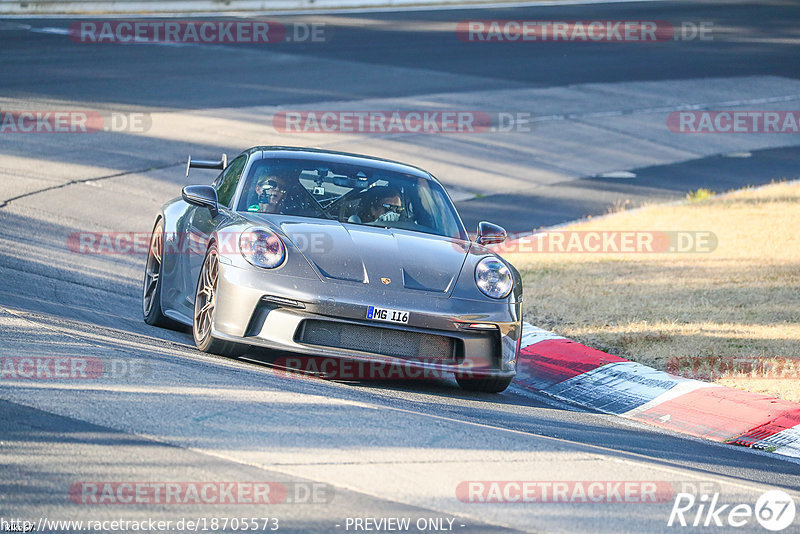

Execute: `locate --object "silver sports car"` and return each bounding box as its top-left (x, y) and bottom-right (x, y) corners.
top-left (142, 147), bottom-right (522, 392)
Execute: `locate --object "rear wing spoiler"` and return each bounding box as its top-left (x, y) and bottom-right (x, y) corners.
top-left (186, 154), bottom-right (227, 177)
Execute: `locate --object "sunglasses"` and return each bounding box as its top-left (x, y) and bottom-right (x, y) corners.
top-left (381, 203), bottom-right (404, 213)
top-left (258, 179), bottom-right (287, 194)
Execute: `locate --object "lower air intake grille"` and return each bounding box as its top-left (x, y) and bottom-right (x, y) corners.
top-left (297, 320), bottom-right (458, 363)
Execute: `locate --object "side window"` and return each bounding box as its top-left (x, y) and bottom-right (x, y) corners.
top-left (214, 155), bottom-right (247, 208)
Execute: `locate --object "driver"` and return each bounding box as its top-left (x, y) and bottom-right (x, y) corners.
top-left (248, 170), bottom-right (292, 214)
top-left (348, 186), bottom-right (403, 224)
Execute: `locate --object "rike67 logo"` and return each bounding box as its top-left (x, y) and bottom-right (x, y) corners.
top-left (669, 489), bottom-right (796, 531)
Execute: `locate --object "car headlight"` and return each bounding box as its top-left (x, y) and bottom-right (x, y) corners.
top-left (239, 228), bottom-right (285, 269)
top-left (475, 257), bottom-right (513, 299)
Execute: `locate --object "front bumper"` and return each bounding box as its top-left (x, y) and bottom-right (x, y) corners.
top-left (212, 262), bottom-right (521, 378)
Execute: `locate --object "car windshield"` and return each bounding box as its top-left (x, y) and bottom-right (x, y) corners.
top-left (236, 157), bottom-right (467, 240)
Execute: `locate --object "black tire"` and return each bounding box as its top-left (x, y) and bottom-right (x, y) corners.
top-left (143, 219), bottom-right (181, 329)
top-left (456, 374), bottom-right (513, 393)
top-left (193, 243), bottom-right (243, 357)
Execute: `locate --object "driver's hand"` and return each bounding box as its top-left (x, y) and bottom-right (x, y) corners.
top-left (377, 211), bottom-right (400, 222)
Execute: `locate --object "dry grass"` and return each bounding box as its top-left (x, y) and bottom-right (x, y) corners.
top-left (505, 181), bottom-right (800, 402)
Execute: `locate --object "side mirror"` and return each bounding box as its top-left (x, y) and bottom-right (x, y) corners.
top-left (182, 185), bottom-right (219, 217)
top-left (476, 221), bottom-right (506, 245)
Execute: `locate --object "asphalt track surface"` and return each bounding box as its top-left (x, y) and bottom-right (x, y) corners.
top-left (1, 1), bottom-right (800, 533)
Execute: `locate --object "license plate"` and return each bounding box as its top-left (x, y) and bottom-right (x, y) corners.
top-left (366, 306), bottom-right (409, 324)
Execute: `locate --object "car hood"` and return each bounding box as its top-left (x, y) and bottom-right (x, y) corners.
top-left (251, 215), bottom-right (470, 295)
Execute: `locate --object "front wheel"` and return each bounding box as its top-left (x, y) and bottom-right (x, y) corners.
top-left (193, 243), bottom-right (243, 357)
top-left (456, 374), bottom-right (513, 393)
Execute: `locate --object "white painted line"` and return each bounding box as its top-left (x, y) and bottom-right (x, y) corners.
top-left (0, 22), bottom-right (32, 30)
top-left (596, 171), bottom-right (637, 178)
top-left (29, 27), bottom-right (68, 35)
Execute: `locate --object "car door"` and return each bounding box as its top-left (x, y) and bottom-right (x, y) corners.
top-left (184, 154), bottom-right (248, 307)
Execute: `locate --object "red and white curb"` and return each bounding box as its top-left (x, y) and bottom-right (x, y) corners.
top-left (515, 322), bottom-right (800, 458)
